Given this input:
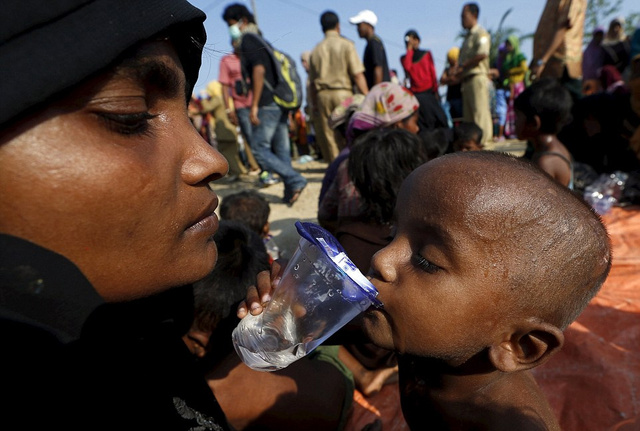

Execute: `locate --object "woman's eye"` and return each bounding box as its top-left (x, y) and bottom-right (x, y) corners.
top-left (97, 112), bottom-right (157, 136)
top-left (412, 254), bottom-right (440, 274)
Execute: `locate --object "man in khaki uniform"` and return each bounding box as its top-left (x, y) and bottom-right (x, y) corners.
top-left (457, 2), bottom-right (492, 145)
top-left (530, 0), bottom-right (586, 102)
top-left (310, 10), bottom-right (368, 162)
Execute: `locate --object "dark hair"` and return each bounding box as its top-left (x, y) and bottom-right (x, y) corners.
top-left (222, 3), bottom-right (255, 23)
top-left (320, 11), bottom-right (339, 32)
top-left (348, 128), bottom-right (431, 224)
top-left (220, 190), bottom-right (270, 235)
top-left (192, 220), bottom-right (270, 333)
top-left (464, 3), bottom-right (480, 17)
top-left (514, 78), bottom-right (572, 134)
top-left (419, 128), bottom-right (450, 159)
top-left (404, 29), bottom-right (420, 41)
top-left (453, 122), bottom-right (483, 146)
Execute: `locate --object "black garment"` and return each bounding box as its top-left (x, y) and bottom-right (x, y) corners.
top-left (0, 234), bottom-right (230, 431)
top-left (0, 0), bottom-right (206, 127)
top-left (363, 35), bottom-right (390, 89)
top-left (414, 90), bottom-right (449, 132)
top-left (240, 33), bottom-right (277, 107)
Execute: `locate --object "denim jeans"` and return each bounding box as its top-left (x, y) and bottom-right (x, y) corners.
top-left (236, 107), bottom-right (253, 146)
top-left (250, 102), bottom-right (307, 194)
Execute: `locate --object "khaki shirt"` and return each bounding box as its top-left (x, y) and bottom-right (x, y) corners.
top-left (533, 0), bottom-right (586, 79)
top-left (459, 24), bottom-right (491, 78)
top-left (309, 30), bottom-right (364, 91)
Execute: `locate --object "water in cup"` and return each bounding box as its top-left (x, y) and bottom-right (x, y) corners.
top-left (232, 221), bottom-right (382, 371)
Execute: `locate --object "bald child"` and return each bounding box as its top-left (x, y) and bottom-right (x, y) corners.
top-left (361, 151), bottom-right (611, 430)
top-left (240, 151), bottom-right (611, 430)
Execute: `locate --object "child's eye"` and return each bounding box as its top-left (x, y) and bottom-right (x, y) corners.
top-left (412, 253), bottom-right (440, 274)
top-left (97, 112), bottom-right (157, 136)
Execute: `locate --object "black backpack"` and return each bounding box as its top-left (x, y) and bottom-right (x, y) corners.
top-left (242, 33), bottom-right (303, 111)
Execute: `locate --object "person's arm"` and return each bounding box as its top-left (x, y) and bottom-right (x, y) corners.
top-left (460, 53), bottom-right (487, 72)
top-left (250, 64), bottom-right (265, 125)
top-left (401, 49), bottom-right (415, 74)
top-left (220, 83), bottom-right (238, 126)
top-left (373, 65), bottom-right (384, 86)
top-left (530, 27), bottom-right (567, 78)
top-left (353, 72), bottom-right (369, 95)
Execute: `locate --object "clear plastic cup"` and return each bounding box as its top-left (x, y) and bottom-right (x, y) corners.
top-left (232, 221), bottom-right (382, 371)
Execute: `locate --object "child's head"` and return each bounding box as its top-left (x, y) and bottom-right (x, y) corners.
top-left (220, 190), bottom-right (270, 237)
top-left (349, 128), bottom-right (432, 224)
top-left (514, 78), bottom-right (572, 139)
top-left (362, 151), bottom-right (611, 373)
top-left (186, 220), bottom-right (270, 358)
top-left (452, 122), bottom-right (483, 152)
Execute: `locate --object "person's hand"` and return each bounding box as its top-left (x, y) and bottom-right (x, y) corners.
top-left (361, 418), bottom-right (382, 431)
top-left (227, 110), bottom-right (238, 126)
top-left (237, 259), bottom-right (287, 318)
top-left (250, 105), bottom-right (260, 126)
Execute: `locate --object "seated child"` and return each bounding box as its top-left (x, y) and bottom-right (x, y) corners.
top-left (241, 151), bottom-right (611, 430)
top-left (219, 190), bottom-right (280, 262)
top-left (514, 78), bottom-right (575, 189)
top-left (452, 121), bottom-right (484, 152)
top-left (185, 220), bottom-right (354, 431)
top-left (336, 128), bottom-right (435, 397)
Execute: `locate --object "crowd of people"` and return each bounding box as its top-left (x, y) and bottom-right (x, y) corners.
top-left (1, 0), bottom-right (638, 430)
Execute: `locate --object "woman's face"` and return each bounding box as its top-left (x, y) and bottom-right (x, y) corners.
top-left (0, 40), bottom-right (228, 301)
top-left (397, 111), bottom-right (420, 135)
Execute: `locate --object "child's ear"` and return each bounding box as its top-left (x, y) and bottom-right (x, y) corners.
top-left (488, 321), bottom-right (564, 373)
top-left (532, 114), bottom-right (542, 131)
top-left (262, 221), bottom-right (270, 237)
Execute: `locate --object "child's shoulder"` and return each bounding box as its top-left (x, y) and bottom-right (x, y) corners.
top-left (397, 357), bottom-right (561, 430)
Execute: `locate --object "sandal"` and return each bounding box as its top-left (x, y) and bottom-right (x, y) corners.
top-left (284, 183), bottom-right (306, 207)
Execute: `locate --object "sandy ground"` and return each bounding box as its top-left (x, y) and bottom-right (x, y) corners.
top-left (211, 139), bottom-right (527, 259)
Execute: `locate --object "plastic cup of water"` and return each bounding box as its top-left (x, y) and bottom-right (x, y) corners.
top-left (232, 221), bottom-right (382, 371)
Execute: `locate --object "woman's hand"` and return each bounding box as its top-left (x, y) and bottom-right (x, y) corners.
top-left (237, 259), bottom-right (287, 318)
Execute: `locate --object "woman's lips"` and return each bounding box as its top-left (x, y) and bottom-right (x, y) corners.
top-left (186, 197), bottom-right (219, 237)
top-left (187, 212), bottom-right (219, 236)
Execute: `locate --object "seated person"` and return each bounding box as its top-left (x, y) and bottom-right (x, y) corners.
top-left (336, 128), bottom-right (435, 397)
top-left (242, 151), bottom-right (611, 430)
top-left (318, 82), bottom-right (420, 234)
top-left (514, 79), bottom-right (575, 189)
top-left (185, 220), bottom-right (354, 431)
top-left (220, 190), bottom-right (280, 261)
top-left (452, 121), bottom-right (484, 152)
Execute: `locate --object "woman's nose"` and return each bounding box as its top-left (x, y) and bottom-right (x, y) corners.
top-left (181, 125), bottom-right (228, 185)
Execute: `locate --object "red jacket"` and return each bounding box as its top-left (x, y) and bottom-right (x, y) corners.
top-left (401, 48), bottom-right (438, 94)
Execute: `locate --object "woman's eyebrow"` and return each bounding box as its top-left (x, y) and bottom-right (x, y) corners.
top-left (119, 59), bottom-right (185, 100)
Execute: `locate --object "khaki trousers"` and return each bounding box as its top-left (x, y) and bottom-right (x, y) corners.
top-left (316, 89), bottom-right (353, 163)
top-left (462, 74), bottom-right (493, 145)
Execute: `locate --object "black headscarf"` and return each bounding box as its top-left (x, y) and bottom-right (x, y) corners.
top-left (0, 0), bottom-right (206, 126)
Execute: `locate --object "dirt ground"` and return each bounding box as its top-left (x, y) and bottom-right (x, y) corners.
top-left (211, 139), bottom-right (527, 259)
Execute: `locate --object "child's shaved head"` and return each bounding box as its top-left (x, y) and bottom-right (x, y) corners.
top-left (415, 151), bottom-right (611, 329)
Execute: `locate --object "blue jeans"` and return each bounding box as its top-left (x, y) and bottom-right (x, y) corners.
top-left (236, 107), bottom-right (253, 146)
top-left (250, 103), bottom-right (307, 194)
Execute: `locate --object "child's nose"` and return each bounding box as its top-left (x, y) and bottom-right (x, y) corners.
top-left (369, 246), bottom-right (397, 283)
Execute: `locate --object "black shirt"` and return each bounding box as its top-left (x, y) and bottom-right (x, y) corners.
top-left (0, 234), bottom-right (231, 430)
top-left (240, 33), bottom-right (277, 107)
top-left (363, 35), bottom-right (390, 89)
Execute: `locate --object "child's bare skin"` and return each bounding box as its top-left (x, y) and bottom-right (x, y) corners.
top-left (360, 152), bottom-right (610, 430)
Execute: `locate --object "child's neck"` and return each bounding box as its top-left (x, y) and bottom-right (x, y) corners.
top-left (532, 134), bottom-right (557, 151)
top-left (399, 355), bottom-right (561, 430)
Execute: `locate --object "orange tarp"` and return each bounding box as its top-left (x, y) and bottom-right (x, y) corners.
top-left (345, 206), bottom-right (640, 431)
